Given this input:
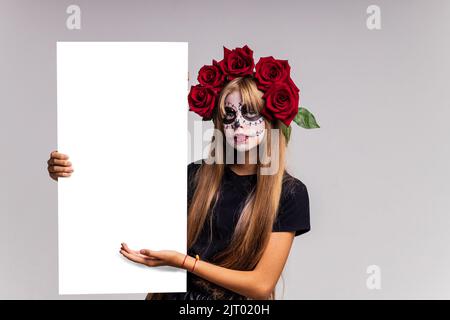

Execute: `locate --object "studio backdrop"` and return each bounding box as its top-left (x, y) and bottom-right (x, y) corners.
top-left (1, 0), bottom-right (450, 299)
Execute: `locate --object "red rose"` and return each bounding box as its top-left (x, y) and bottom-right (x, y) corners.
top-left (218, 45), bottom-right (255, 80)
top-left (188, 85), bottom-right (217, 120)
top-left (197, 59), bottom-right (225, 91)
top-left (254, 56), bottom-right (291, 90)
top-left (261, 79), bottom-right (300, 126)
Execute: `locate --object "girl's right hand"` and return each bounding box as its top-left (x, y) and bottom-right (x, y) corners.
top-left (47, 150), bottom-right (74, 181)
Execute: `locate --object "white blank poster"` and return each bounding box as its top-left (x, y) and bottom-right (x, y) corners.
top-left (56, 42), bottom-right (188, 294)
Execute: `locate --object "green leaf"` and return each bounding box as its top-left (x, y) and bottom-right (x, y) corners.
top-left (293, 106), bottom-right (320, 129)
top-left (280, 123), bottom-right (292, 143)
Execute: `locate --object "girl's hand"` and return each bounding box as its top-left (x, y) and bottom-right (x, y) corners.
top-left (47, 150), bottom-right (74, 181)
top-left (119, 242), bottom-right (184, 269)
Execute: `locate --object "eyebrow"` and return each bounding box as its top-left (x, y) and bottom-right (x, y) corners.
top-left (224, 102), bottom-right (243, 110)
top-left (226, 102), bottom-right (255, 110)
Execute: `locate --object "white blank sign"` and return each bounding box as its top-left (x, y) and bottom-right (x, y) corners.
top-left (56, 42), bottom-right (188, 294)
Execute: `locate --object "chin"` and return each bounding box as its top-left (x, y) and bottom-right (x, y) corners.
top-left (225, 137), bottom-right (259, 153)
top-left (235, 143), bottom-right (258, 153)
top-left (234, 145), bottom-right (249, 152)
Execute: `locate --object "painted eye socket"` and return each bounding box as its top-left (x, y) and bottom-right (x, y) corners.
top-left (223, 107), bottom-right (236, 124)
top-left (241, 105), bottom-right (261, 121)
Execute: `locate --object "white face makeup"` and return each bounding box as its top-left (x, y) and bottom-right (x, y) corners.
top-left (222, 90), bottom-right (266, 152)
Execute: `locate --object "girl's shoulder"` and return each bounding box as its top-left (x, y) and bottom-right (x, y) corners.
top-left (187, 159), bottom-right (205, 178)
top-left (282, 170), bottom-right (308, 197)
top-left (276, 171), bottom-right (311, 236)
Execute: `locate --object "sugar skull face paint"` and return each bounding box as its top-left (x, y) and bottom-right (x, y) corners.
top-left (222, 90), bottom-right (266, 152)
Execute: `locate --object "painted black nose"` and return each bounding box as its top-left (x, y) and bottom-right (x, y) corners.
top-left (233, 119), bottom-right (240, 129)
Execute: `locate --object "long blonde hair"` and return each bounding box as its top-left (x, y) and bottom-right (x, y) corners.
top-left (148, 76), bottom-right (289, 300)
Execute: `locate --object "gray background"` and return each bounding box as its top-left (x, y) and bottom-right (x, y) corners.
top-left (1, 0), bottom-right (449, 299)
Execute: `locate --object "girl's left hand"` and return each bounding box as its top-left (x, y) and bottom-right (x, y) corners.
top-left (119, 242), bottom-right (183, 268)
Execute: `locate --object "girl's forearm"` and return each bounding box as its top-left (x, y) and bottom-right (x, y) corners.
top-left (180, 254), bottom-right (269, 300)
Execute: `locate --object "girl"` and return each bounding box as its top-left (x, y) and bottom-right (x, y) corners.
top-left (47, 46), bottom-right (315, 300)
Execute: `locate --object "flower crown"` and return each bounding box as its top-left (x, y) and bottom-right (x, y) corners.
top-left (188, 45), bottom-right (319, 142)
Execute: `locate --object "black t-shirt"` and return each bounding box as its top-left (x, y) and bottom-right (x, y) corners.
top-left (186, 159), bottom-right (311, 262)
top-left (152, 160), bottom-right (311, 300)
